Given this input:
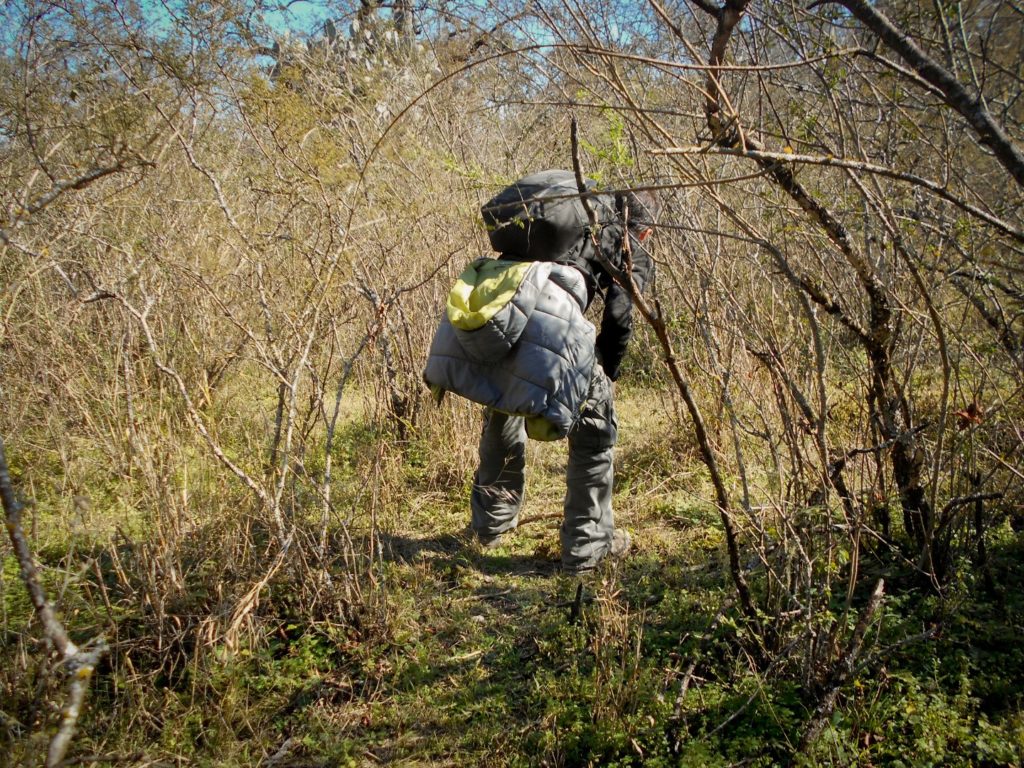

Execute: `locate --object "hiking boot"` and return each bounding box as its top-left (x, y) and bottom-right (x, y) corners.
top-left (464, 525), bottom-right (507, 549)
top-left (563, 529), bottom-right (631, 574)
top-left (609, 529), bottom-right (631, 559)
top-left (477, 531), bottom-right (506, 549)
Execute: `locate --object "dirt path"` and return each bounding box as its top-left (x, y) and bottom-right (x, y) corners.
top-left (340, 390), bottom-right (729, 765)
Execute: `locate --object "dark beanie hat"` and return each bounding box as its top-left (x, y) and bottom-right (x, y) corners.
top-left (619, 189), bottom-right (660, 231)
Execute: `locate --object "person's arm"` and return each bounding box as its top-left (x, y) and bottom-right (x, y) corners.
top-left (595, 233), bottom-right (654, 381)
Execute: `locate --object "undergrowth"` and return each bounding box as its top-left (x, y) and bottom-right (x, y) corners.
top-left (3, 389), bottom-right (1023, 767)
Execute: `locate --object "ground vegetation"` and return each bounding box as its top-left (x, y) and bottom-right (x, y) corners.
top-left (2, 0), bottom-right (1023, 765)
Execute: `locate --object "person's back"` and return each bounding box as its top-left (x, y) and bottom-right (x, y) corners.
top-left (465, 171), bottom-right (659, 572)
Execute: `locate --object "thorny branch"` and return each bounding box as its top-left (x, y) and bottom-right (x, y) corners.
top-left (570, 116), bottom-right (756, 623)
top-left (651, 145), bottom-right (1024, 244)
top-left (814, 0), bottom-right (1024, 187)
top-left (1, 435), bottom-right (108, 767)
top-left (800, 579), bottom-right (886, 749)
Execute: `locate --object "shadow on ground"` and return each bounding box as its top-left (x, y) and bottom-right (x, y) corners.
top-left (378, 530), bottom-right (563, 578)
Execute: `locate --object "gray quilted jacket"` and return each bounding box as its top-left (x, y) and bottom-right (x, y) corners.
top-left (424, 258), bottom-right (596, 440)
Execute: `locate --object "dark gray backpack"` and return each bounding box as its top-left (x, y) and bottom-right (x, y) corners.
top-left (481, 169), bottom-right (621, 269)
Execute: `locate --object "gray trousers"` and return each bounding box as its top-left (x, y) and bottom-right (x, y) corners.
top-left (470, 367), bottom-right (618, 570)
